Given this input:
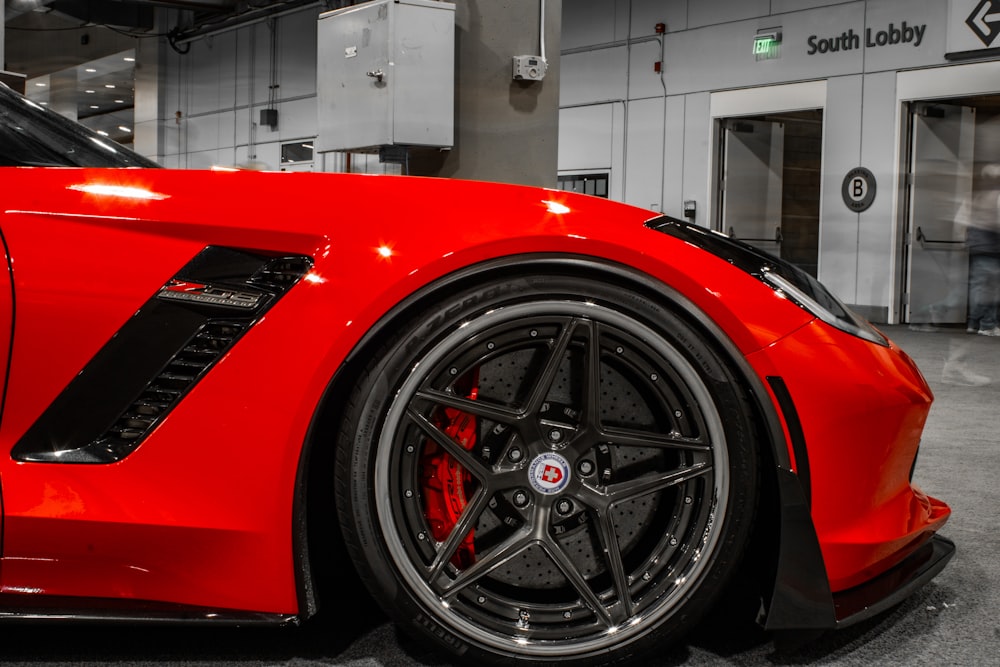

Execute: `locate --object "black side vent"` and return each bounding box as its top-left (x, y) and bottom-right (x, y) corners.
top-left (251, 256), bottom-right (314, 290)
top-left (101, 320), bottom-right (249, 451)
top-left (13, 247), bottom-right (312, 464)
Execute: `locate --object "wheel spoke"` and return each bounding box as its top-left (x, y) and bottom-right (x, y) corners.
top-left (416, 388), bottom-right (522, 424)
top-left (606, 462), bottom-right (711, 504)
top-left (407, 407), bottom-right (490, 480)
top-left (582, 319), bottom-right (602, 432)
top-left (589, 509), bottom-right (633, 623)
top-left (426, 487), bottom-right (492, 581)
top-left (524, 317), bottom-right (579, 414)
top-left (542, 526), bottom-right (620, 627)
top-left (437, 526), bottom-right (535, 598)
top-left (601, 426), bottom-right (712, 452)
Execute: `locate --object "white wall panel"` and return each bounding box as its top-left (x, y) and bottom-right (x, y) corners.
top-left (663, 4), bottom-right (864, 95)
top-left (560, 46), bottom-right (628, 107)
top-left (277, 97), bottom-right (318, 139)
top-left (629, 0), bottom-right (687, 36)
top-left (561, 0), bottom-right (629, 49)
top-left (661, 94), bottom-right (686, 220)
top-left (626, 38), bottom-right (664, 101)
top-left (771, 0), bottom-right (854, 13)
top-left (559, 103), bottom-right (615, 170)
top-left (623, 96), bottom-right (664, 211)
top-left (185, 113), bottom-right (223, 152)
top-left (185, 148), bottom-right (223, 170)
top-left (682, 92), bottom-right (711, 227)
top-left (688, 0), bottom-right (769, 29)
top-left (857, 71), bottom-right (898, 311)
top-left (187, 38), bottom-right (224, 116)
top-left (817, 75), bottom-right (862, 304)
top-left (859, 0), bottom-right (946, 72)
top-left (279, 9), bottom-right (320, 99)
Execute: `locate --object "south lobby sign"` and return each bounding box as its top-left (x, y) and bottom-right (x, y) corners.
top-left (807, 22), bottom-right (927, 54)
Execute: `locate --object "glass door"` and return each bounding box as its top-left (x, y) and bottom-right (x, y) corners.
top-left (904, 103), bottom-right (975, 325)
top-left (717, 110), bottom-right (822, 276)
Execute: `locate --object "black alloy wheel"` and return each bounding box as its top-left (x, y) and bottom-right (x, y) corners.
top-left (336, 270), bottom-right (758, 665)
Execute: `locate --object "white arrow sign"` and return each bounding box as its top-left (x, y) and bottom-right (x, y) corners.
top-left (968, 0), bottom-right (1000, 45)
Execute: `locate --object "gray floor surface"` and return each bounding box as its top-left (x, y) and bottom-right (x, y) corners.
top-left (0, 325), bottom-right (996, 666)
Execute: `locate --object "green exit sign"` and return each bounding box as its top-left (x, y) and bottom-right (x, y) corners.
top-left (754, 31), bottom-right (782, 60)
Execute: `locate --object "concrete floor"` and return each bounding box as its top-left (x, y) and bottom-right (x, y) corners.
top-left (0, 325), bottom-right (996, 666)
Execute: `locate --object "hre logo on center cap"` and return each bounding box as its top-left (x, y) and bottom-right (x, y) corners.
top-left (528, 453), bottom-right (571, 494)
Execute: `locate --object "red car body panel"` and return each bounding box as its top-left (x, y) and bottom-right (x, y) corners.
top-left (0, 167), bottom-right (947, 616)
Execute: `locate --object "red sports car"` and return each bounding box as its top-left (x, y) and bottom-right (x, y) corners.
top-left (0, 82), bottom-right (951, 665)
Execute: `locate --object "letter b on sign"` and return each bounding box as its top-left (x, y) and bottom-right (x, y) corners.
top-left (841, 167), bottom-right (876, 212)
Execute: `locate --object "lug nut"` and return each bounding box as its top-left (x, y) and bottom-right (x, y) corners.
top-left (548, 429), bottom-right (563, 443)
top-left (556, 498), bottom-right (574, 516)
top-left (508, 447), bottom-right (524, 462)
top-left (578, 459), bottom-right (595, 476)
top-left (512, 489), bottom-right (530, 508)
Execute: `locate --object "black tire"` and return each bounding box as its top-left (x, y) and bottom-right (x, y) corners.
top-left (335, 271), bottom-right (758, 665)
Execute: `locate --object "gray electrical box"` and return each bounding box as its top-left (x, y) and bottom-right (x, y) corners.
top-left (317, 0), bottom-right (455, 153)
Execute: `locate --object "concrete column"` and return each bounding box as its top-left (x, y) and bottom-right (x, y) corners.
top-left (411, 0), bottom-right (561, 187)
top-left (49, 69), bottom-right (79, 121)
top-left (133, 21), bottom-right (168, 161)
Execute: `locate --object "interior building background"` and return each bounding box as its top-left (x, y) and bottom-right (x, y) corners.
top-left (3, 0), bottom-right (1000, 329)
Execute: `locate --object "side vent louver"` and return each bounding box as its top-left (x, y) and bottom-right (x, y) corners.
top-left (13, 247), bottom-right (312, 464)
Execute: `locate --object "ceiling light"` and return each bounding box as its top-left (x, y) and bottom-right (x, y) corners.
top-left (105, 84), bottom-right (116, 89)
top-left (34, 82), bottom-right (46, 87)
top-left (90, 105), bottom-right (99, 109)
top-left (85, 68), bottom-right (97, 73)
top-left (118, 126), bottom-right (132, 133)
top-left (96, 130), bottom-right (109, 136)
top-left (85, 90), bottom-right (95, 94)
top-left (123, 56), bottom-right (135, 62)
top-left (114, 99), bottom-right (125, 104)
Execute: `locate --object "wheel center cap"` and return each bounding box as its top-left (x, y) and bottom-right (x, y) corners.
top-left (528, 452), bottom-right (571, 495)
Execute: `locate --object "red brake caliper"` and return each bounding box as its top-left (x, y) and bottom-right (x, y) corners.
top-left (421, 387), bottom-right (478, 568)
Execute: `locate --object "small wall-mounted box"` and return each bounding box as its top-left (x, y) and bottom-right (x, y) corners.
top-left (512, 55), bottom-right (547, 81)
top-left (316, 0), bottom-right (456, 153)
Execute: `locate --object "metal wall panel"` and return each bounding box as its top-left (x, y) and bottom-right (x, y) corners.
top-left (626, 37), bottom-right (665, 101)
top-left (558, 103), bottom-right (615, 171)
top-left (817, 75), bottom-right (863, 304)
top-left (278, 10), bottom-right (319, 100)
top-left (857, 71), bottom-right (899, 313)
top-left (688, 0), bottom-right (770, 29)
top-left (561, 0), bottom-right (627, 49)
top-left (560, 46), bottom-right (628, 107)
top-left (624, 96), bottom-right (665, 211)
top-left (662, 3), bottom-right (865, 95)
top-left (771, 0), bottom-right (855, 13)
top-left (682, 92), bottom-right (711, 228)
top-left (661, 94), bottom-right (687, 220)
top-left (861, 0), bottom-right (946, 72)
top-left (629, 0), bottom-right (688, 35)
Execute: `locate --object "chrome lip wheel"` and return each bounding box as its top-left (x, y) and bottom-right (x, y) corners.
top-left (374, 300), bottom-right (730, 658)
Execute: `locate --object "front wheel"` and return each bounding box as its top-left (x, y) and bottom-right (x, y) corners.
top-left (336, 273), bottom-right (758, 665)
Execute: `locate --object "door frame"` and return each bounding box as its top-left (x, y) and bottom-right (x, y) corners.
top-left (708, 81), bottom-right (827, 260)
top-left (892, 61), bottom-right (1000, 323)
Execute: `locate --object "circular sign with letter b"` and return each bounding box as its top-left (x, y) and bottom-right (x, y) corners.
top-left (842, 167), bottom-right (876, 212)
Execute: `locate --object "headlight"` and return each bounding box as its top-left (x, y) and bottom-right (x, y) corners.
top-left (762, 269), bottom-right (888, 347)
top-left (645, 216), bottom-right (888, 347)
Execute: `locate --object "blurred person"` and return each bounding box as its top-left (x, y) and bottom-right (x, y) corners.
top-left (941, 163), bottom-right (1000, 386)
top-left (966, 163), bottom-right (1000, 337)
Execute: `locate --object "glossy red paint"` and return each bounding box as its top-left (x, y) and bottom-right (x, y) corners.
top-left (0, 167), bottom-right (947, 617)
top-left (746, 320), bottom-right (947, 591)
